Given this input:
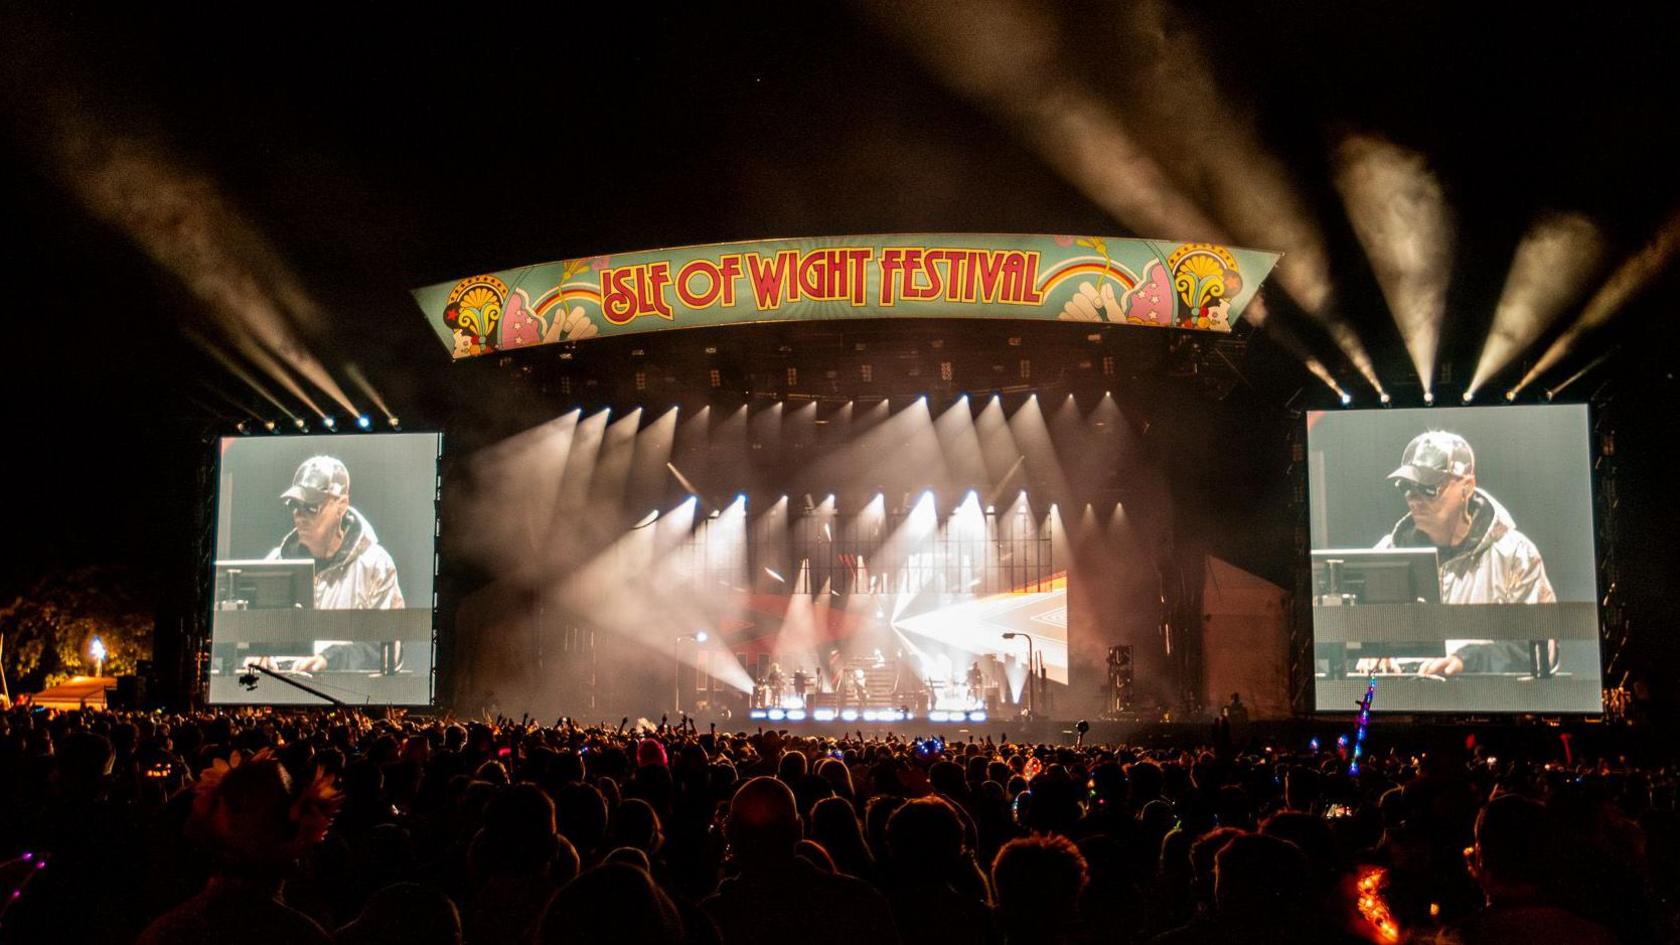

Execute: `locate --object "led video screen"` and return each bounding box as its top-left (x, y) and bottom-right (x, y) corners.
top-left (1307, 405), bottom-right (1601, 713)
top-left (207, 433), bottom-right (440, 705)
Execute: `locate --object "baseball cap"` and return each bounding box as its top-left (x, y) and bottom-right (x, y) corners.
top-left (281, 456), bottom-right (350, 504)
top-left (1387, 432), bottom-right (1474, 487)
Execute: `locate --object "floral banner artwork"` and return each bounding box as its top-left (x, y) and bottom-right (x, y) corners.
top-left (412, 234), bottom-right (1281, 359)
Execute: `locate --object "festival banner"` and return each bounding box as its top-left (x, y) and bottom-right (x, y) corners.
top-left (412, 234), bottom-right (1281, 359)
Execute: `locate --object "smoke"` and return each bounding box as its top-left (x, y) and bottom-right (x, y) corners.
top-left (1470, 212), bottom-right (1607, 395)
top-left (860, 0), bottom-right (1224, 242)
top-left (1332, 134), bottom-right (1454, 394)
top-left (863, 0), bottom-right (1384, 393)
top-left (3, 37), bottom-right (359, 420)
top-left (1515, 207), bottom-right (1680, 394)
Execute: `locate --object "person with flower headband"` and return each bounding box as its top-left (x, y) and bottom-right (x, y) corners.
top-left (137, 749), bottom-right (341, 945)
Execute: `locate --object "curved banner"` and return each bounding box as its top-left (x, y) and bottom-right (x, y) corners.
top-left (412, 234), bottom-right (1280, 359)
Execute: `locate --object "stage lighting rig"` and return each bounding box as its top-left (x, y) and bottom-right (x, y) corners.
top-left (323, 416), bottom-right (337, 431)
top-left (357, 414), bottom-right (372, 430)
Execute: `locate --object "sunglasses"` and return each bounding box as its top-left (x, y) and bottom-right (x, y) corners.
top-left (1395, 479), bottom-right (1449, 499)
top-left (283, 497), bottom-right (328, 516)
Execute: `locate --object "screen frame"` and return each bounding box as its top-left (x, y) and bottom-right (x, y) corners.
top-left (1300, 403), bottom-right (1605, 717)
top-left (204, 430), bottom-right (442, 707)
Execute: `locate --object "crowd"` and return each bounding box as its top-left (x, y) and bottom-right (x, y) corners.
top-left (0, 705), bottom-right (1674, 945)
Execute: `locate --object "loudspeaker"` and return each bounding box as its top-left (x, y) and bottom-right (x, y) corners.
top-left (1106, 645), bottom-right (1134, 713)
top-left (110, 675), bottom-right (147, 710)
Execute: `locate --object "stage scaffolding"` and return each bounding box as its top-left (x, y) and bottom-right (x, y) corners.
top-left (666, 506), bottom-right (1056, 596)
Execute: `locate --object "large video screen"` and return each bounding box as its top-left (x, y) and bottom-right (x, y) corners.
top-left (208, 433), bottom-right (440, 705)
top-left (1307, 406), bottom-right (1601, 713)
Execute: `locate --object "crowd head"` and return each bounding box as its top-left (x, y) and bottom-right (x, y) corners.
top-left (0, 704), bottom-right (1674, 945)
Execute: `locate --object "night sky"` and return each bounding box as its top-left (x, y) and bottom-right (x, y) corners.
top-left (3, 3), bottom-right (1678, 696)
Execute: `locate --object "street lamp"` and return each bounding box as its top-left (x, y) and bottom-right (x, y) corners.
top-left (1001, 632), bottom-right (1034, 718)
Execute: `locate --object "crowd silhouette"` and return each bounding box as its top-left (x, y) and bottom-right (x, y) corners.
top-left (0, 706), bottom-right (1673, 945)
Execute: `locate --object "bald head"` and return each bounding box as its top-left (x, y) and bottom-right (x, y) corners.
top-left (726, 777), bottom-right (802, 868)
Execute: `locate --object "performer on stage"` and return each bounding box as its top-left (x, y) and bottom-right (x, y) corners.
top-left (263, 455), bottom-right (404, 673)
top-left (765, 662), bottom-right (786, 707)
top-left (792, 667), bottom-right (810, 706)
top-left (1371, 431), bottom-right (1556, 676)
top-left (966, 660), bottom-right (985, 706)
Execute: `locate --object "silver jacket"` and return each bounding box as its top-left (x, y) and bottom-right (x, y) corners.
top-left (1376, 489), bottom-right (1553, 666)
top-left (1375, 488), bottom-right (1554, 605)
top-left (267, 507), bottom-right (405, 610)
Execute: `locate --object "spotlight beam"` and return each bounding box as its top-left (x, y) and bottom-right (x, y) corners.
top-left (1470, 212), bottom-right (1606, 396)
top-left (1514, 208), bottom-right (1680, 396)
top-left (1332, 134), bottom-right (1453, 395)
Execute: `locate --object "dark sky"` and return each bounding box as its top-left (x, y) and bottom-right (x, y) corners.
top-left (2, 2), bottom-right (1677, 660)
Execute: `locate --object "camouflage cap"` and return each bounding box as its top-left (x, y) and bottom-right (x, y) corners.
top-left (280, 455), bottom-right (350, 504)
top-left (1387, 431), bottom-right (1474, 487)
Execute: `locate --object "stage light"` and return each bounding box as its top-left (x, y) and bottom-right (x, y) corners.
top-left (387, 416), bottom-right (401, 429)
top-left (748, 709), bottom-right (768, 720)
top-left (840, 709), bottom-right (859, 722)
top-left (356, 414), bottom-right (372, 430)
top-left (1423, 392), bottom-right (1435, 406)
top-left (323, 416), bottom-right (337, 430)
top-left (293, 417), bottom-right (307, 431)
top-left (768, 708), bottom-right (786, 721)
top-left (695, 630), bottom-right (709, 643)
top-left (787, 710), bottom-right (807, 721)
top-left (1462, 390), bottom-right (1474, 404)
top-left (764, 567), bottom-right (786, 583)
top-left (235, 420), bottom-right (249, 435)
top-left (1379, 392), bottom-right (1391, 405)
top-left (264, 420), bottom-right (278, 433)
top-left (813, 708), bottom-right (837, 721)
top-left (1504, 389), bottom-right (1517, 402)
top-left (1339, 392), bottom-right (1352, 406)
top-left (967, 711), bottom-right (988, 723)
top-left (928, 710), bottom-right (950, 722)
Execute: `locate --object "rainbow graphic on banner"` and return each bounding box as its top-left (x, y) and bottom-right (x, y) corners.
top-left (412, 234), bottom-right (1281, 359)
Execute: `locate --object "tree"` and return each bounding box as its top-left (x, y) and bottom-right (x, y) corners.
top-left (0, 566), bottom-right (154, 693)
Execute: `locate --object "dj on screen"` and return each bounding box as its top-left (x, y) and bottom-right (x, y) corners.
top-left (264, 455), bottom-right (405, 672)
top-left (1368, 431), bottom-right (1556, 676)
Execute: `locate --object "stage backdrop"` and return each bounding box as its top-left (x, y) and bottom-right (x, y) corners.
top-left (413, 235), bottom-right (1281, 359)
